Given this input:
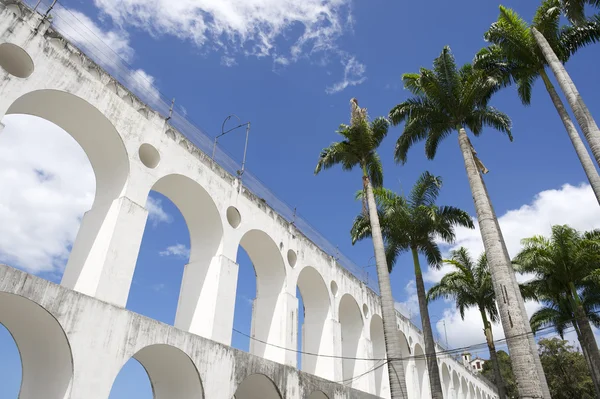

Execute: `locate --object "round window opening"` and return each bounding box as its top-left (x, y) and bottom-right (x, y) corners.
top-left (0, 43), bottom-right (34, 78)
top-left (330, 281), bottom-right (338, 297)
top-left (287, 249), bottom-right (297, 267)
top-left (227, 206), bottom-right (241, 228)
top-left (362, 303), bottom-right (369, 318)
top-left (138, 143), bottom-right (160, 169)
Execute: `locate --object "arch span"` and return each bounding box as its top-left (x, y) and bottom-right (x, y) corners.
top-left (441, 363), bottom-right (451, 399)
top-left (306, 392), bottom-right (328, 399)
top-left (413, 344), bottom-right (427, 399)
top-left (6, 89), bottom-right (129, 207)
top-left (0, 292), bottom-right (72, 399)
top-left (461, 377), bottom-right (468, 399)
top-left (296, 265), bottom-right (332, 379)
top-left (452, 371), bottom-right (460, 399)
top-left (339, 293), bottom-right (365, 391)
top-left (237, 229), bottom-right (287, 362)
top-left (234, 374), bottom-right (281, 399)
top-left (370, 314), bottom-right (389, 397)
top-left (114, 344), bottom-right (203, 399)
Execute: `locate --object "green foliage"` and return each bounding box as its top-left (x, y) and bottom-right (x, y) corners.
top-left (561, 0), bottom-right (600, 24)
top-left (481, 351), bottom-right (518, 398)
top-left (475, 1), bottom-right (600, 105)
top-left (427, 248), bottom-right (497, 323)
top-left (389, 46), bottom-right (512, 164)
top-left (315, 99), bottom-right (389, 188)
top-left (538, 338), bottom-right (596, 399)
top-left (350, 172), bottom-right (473, 271)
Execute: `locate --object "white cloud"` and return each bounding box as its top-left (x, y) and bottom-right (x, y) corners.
top-left (147, 196), bottom-right (172, 226)
top-left (221, 55), bottom-right (237, 67)
top-left (0, 115), bottom-right (171, 275)
top-left (159, 244), bottom-right (190, 259)
top-left (52, 6), bottom-right (161, 105)
top-left (90, 0), bottom-right (363, 92)
top-left (325, 54), bottom-right (367, 94)
top-left (395, 280), bottom-right (419, 321)
top-left (427, 183), bottom-right (600, 352)
top-left (425, 183), bottom-right (600, 283)
top-left (0, 115), bottom-right (94, 274)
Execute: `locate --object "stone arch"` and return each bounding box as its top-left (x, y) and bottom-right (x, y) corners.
top-left (476, 388), bottom-right (483, 399)
top-left (4, 90), bottom-right (132, 299)
top-left (0, 42), bottom-right (34, 78)
top-left (236, 229), bottom-right (287, 362)
top-left (111, 344), bottom-right (203, 398)
top-left (234, 374), bottom-right (282, 399)
top-left (413, 344), bottom-right (427, 399)
top-left (461, 377), bottom-right (468, 399)
top-left (469, 382), bottom-right (476, 399)
top-left (370, 314), bottom-right (389, 398)
top-left (398, 331), bottom-right (413, 398)
top-left (296, 265), bottom-right (332, 379)
top-left (0, 292), bottom-right (73, 398)
top-left (306, 392), bottom-right (328, 399)
top-left (5, 90), bottom-right (128, 208)
top-left (338, 293), bottom-right (366, 391)
top-left (141, 174), bottom-right (225, 331)
top-left (441, 363), bottom-right (451, 399)
top-left (452, 370), bottom-right (460, 399)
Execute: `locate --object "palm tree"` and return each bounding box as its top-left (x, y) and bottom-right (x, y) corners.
top-left (476, 1), bottom-right (600, 203)
top-left (527, 2), bottom-right (600, 167)
top-left (389, 46), bottom-right (550, 398)
top-left (514, 225), bottom-right (600, 393)
top-left (561, 0), bottom-right (600, 25)
top-left (314, 98), bottom-right (407, 398)
top-left (351, 172), bottom-right (474, 399)
top-left (427, 248), bottom-right (507, 399)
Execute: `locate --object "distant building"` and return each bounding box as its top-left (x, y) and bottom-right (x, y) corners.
top-left (462, 352), bottom-right (486, 373)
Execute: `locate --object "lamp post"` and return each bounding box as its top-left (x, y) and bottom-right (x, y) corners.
top-left (213, 114), bottom-right (251, 177)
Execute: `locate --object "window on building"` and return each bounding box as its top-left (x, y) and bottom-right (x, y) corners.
top-left (477, 362), bottom-right (481, 369)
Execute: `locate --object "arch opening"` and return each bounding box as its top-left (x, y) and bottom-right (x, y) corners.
top-left (413, 344), bottom-right (428, 399)
top-left (234, 374), bottom-right (281, 399)
top-left (110, 344), bottom-right (203, 399)
top-left (0, 323), bottom-right (21, 397)
top-left (469, 383), bottom-right (476, 399)
top-left (306, 392), bottom-right (329, 399)
top-left (461, 377), bottom-right (468, 399)
top-left (234, 229), bottom-right (286, 361)
top-left (0, 293), bottom-right (73, 398)
top-left (370, 314), bottom-right (390, 398)
top-left (339, 293), bottom-right (367, 392)
top-left (441, 363), bottom-right (451, 399)
top-left (130, 174), bottom-right (223, 328)
top-left (296, 266), bottom-right (332, 379)
top-left (452, 371), bottom-right (460, 399)
top-left (0, 43), bottom-right (34, 78)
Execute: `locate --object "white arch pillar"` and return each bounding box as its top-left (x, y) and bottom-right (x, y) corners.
top-left (61, 196), bottom-right (148, 307)
top-left (175, 254), bottom-right (239, 345)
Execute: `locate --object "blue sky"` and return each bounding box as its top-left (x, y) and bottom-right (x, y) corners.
top-left (1, 0), bottom-right (600, 397)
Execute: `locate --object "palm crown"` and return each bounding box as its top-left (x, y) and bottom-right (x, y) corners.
top-left (389, 46), bottom-right (512, 165)
top-left (351, 171), bottom-right (474, 271)
top-left (427, 248), bottom-right (499, 322)
top-left (561, 0), bottom-right (600, 24)
top-left (475, 0), bottom-right (600, 105)
top-left (315, 99), bottom-right (389, 188)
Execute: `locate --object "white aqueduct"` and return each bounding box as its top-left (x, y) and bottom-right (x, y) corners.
top-left (0, 2), bottom-right (500, 399)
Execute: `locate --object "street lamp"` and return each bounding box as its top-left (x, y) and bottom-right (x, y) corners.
top-left (213, 114), bottom-right (251, 177)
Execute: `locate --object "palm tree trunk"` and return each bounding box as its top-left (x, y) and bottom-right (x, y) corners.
top-left (573, 319), bottom-right (600, 397)
top-left (569, 283), bottom-right (600, 392)
top-left (457, 127), bottom-right (549, 399)
top-left (540, 69), bottom-right (600, 204)
top-left (410, 247), bottom-right (443, 399)
top-left (364, 173), bottom-right (408, 399)
top-left (480, 307), bottom-right (507, 399)
top-left (532, 27), bottom-right (600, 168)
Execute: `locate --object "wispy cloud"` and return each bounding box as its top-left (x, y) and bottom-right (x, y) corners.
top-left (221, 55), bottom-right (237, 67)
top-left (159, 243), bottom-right (190, 259)
top-left (147, 196), bottom-right (171, 226)
top-left (395, 280), bottom-right (419, 321)
top-left (325, 55), bottom-right (367, 94)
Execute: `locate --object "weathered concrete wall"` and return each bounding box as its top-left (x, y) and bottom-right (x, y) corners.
top-left (0, 2), bottom-right (498, 398)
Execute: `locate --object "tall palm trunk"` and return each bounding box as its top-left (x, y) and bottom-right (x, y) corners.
top-left (540, 69), bottom-right (600, 204)
top-left (569, 283), bottom-right (600, 391)
top-left (532, 28), bottom-right (600, 168)
top-left (364, 172), bottom-right (408, 399)
top-left (480, 307), bottom-right (507, 399)
top-left (410, 247), bottom-right (443, 399)
top-left (457, 127), bottom-right (549, 399)
top-left (573, 318), bottom-right (600, 397)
